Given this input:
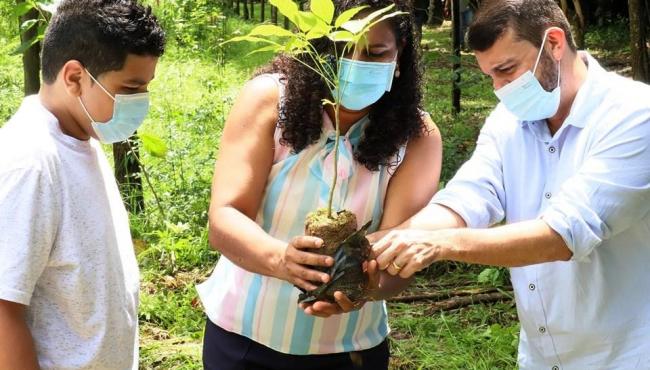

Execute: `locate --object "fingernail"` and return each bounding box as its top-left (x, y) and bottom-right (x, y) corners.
top-left (322, 275), bottom-right (330, 283)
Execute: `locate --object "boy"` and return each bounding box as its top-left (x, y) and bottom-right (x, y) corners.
top-left (0, 0), bottom-right (165, 368)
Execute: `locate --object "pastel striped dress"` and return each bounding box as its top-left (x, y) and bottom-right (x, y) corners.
top-left (197, 74), bottom-right (406, 355)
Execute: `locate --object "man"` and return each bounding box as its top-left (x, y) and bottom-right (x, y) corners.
top-left (0, 0), bottom-right (165, 368)
top-left (372, 0), bottom-right (650, 368)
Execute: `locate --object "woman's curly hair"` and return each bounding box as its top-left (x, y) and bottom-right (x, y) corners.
top-left (255, 0), bottom-right (425, 171)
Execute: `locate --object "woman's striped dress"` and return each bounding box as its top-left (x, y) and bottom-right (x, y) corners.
top-left (197, 74), bottom-right (406, 355)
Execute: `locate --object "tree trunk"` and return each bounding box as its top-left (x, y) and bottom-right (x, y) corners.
top-left (260, 0), bottom-right (265, 22)
top-left (271, 6), bottom-right (277, 24)
top-left (629, 0), bottom-right (650, 82)
top-left (560, 0), bottom-right (586, 49)
top-left (250, 0), bottom-right (254, 19)
top-left (572, 0), bottom-right (586, 49)
top-left (427, 0), bottom-right (444, 26)
top-left (113, 139), bottom-right (144, 213)
top-left (18, 2), bottom-right (41, 95)
top-left (242, 0), bottom-right (249, 19)
top-left (451, 0), bottom-right (461, 114)
top-left (235, 0), bottom-right (240, 15)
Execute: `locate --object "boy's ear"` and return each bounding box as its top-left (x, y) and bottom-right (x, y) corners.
top-left (60, 60), bottom-right (85, 97)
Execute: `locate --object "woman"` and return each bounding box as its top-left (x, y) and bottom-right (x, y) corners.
top-left (197, 0), bottom-right (442, 368)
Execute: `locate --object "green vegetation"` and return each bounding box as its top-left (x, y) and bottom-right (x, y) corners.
top-left (0, 1), bottom-right (633, 368)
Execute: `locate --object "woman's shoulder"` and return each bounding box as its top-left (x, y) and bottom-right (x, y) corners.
top-left (411, 110), bottom-right (441, 148)
top-left (242, 73), bottom-right (283, 110)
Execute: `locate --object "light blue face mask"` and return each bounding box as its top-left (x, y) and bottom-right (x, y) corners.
top-left (333, 52), bottom-right (397, 111)
top-left (78, 69), bottom-right (150, 144)
top-left (494, 29), bottom-right (561, 121)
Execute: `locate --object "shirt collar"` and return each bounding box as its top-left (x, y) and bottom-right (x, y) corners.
top-left (518, 51), bottom-right (605, 129)
top-left (561, 51), bottom-right (606, 129)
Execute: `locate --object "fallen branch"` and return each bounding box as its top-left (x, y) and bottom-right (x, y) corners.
top-left (425, 292), bottom-right (513, 313)
top-left (388, 287), bottom-right (511, 303)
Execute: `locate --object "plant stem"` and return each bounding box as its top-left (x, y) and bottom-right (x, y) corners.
top-left (327, 101), bottom-right (340, 219)
top-left (326, 41), bottom-right (344, 219)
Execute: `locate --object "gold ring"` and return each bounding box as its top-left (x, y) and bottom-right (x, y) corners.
top-left (391, 261), bottom-right (402, 271)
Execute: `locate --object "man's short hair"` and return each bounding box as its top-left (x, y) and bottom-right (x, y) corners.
top-left (467, 0), bottom-right (577, 52)
top-left (41, 0), bottom-right (166, 84)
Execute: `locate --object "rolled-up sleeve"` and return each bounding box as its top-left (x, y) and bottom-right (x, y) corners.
top-left (542, 108), bottom-right (650, 262)
top-left (432, 116), bottom-right (506, 229)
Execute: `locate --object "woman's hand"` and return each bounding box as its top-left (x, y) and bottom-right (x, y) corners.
top-left (275, 236), bottom-right (334, 292)
top-left (299, 260), bottom-right (381, 318)
top-left (372, 229), bottom-right (446, 279)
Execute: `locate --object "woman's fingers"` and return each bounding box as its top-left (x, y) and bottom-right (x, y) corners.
top-left (287, 247), bottom-right (333, 268)
top-left (286, 261), bottom-right (330, 284)
top-left (292, 276), bottom-right (318, 292)
top-left (290, 236), bottom-right (324, 250)
top-left (333, 291), bottom-right (359, 312)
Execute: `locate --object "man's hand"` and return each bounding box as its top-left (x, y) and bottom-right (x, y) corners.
top-left (0, 299), bottom-right (39, 370)
top-left (299, 260), bottom-right (381, 318)
top-left (372, 229), bottom-right (450, 279)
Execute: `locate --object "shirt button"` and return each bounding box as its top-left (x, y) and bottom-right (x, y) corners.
top-left (552, 366), bottom-right (559, 370)
top-left (548, 146), bottom-right (556, 153)
top-left (544, 192), bottom-right (552, 199)
top-left (529, 283), bottom-right (536, 291)
top-left (538, 326), bottom-right (546, 334)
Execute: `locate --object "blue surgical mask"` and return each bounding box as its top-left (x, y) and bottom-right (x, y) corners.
top-left (333, 53), bottom-right (397, 111)
top-left (78, 69), bottom-right (150, 144)
top-left (494, 29), bottom-right (561, 121)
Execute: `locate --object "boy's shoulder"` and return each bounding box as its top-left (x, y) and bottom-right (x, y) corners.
top-left (0, 96), bottom-right (63, 177)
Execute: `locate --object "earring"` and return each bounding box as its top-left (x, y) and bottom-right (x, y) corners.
top-left (395, 69), bottom-right (401, 78)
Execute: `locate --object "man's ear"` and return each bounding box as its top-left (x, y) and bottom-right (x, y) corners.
top-left (61, 60), bottom-right (85, 97)
top-left (546, 27), bottom-right (566, 61)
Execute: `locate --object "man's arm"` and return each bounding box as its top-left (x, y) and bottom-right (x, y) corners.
top-left (374, 219), bottom-right (572, 278)
top-left (0, 300), bottom-right (39, 370)
top-left (365, 203), bottom-right (466, 300)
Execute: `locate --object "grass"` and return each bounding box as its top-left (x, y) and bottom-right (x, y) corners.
top-left (0, 3), bottom-right (634, 369)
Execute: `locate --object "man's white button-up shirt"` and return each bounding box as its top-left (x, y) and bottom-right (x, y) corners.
top-left (433, 52), bottom-right (650, 369)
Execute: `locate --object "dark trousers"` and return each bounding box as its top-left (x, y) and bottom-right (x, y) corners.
top-left (202, 319), bottom-right (389, 370)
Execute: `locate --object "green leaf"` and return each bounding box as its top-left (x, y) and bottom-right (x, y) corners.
top-left (269, 0), bottom-right (299, 24)
top-left (477, 268), bottom-right (498, 284)
top-left (20, 19), bottom-right (38, 32)
top-left (340, 19), bottom-right (364, 34)
top-left (327, 30), bottom-right (354, 42)
top-left (246, 45), bottom-right (283, 56)
top-left (248, 24), bottom-right (295, 38)
top-left (36, 22), bottom-right (47, 37)
top-left (310, 0), bottom-right (334, 24)
top-left (11, 2), bottom-right (34, 17)
top-left (139, 132), bottom-right (168, 158)
top-left (37, 1), bottom-right (58, 14)
top-left (334, 6), bottom-right (368, 28)
top-left (341, 4), bottom-right (395, 35)
top-left (307, 19), bottom-right (332, 40)
top-left (306, 21), bottom-right (331, 39)
top-left (296, 11), bottom-right (319, 32)
top-left (284, 37), bottom-right (309, 52)
top-left (359, 11), bottom-right (407, 35)
top-left (11, 36), bottom-right (40, 55)
top-left (220, 35), bottom-right (281, 46)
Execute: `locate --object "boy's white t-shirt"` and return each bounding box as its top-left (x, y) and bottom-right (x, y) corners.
top-left (0, 96), bottom-right (140, 369)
